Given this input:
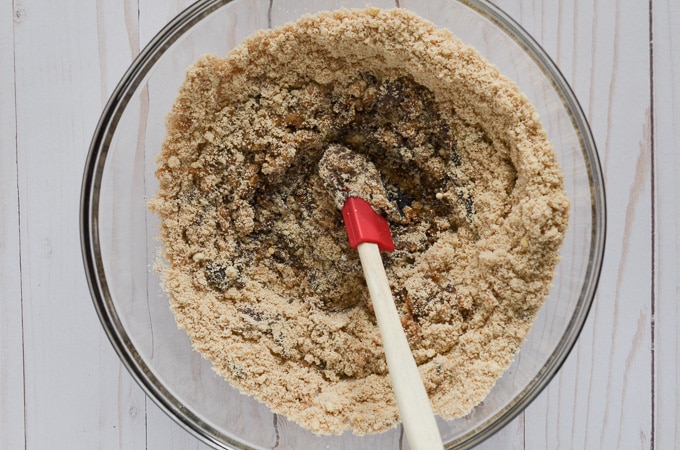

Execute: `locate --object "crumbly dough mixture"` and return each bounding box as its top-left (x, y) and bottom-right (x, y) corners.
top-left (150, 8), bottom-right (570, 435)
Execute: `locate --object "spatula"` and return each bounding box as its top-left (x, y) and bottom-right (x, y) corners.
top-left (342, 196), bottom-right (444, 450)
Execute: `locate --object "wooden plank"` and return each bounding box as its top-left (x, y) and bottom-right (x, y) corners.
top-left (652, 0), bottom-right (680, 448)
top-left (482, 4), bottom-right (560, 447)
top-left (493, 1), bottom-right (653, 449)
top-left (12, 0), bottom-right (146, 448)
top-left (0, 3), bottom-right (25, 450)
top-left (138, 1), bottom-right (272, 449)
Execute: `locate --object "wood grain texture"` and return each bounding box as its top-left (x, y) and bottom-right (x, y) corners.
top-left (12, 0), bottom-right (146, 448)
top-left (652, 0), bottom-right (680, 448)
top-left (494, 1), bottom-right (654, 449)
top-left (1, 0), bottom-right (673, 449)
top-left (0, 2), bottom-right (25, 450)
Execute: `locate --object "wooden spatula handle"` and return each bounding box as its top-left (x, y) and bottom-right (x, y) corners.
top-left (357, 242), bottom-right (444, 450)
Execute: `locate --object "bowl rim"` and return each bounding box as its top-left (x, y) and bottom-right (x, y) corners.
top-left (80, 0), bottom-right (606, 448)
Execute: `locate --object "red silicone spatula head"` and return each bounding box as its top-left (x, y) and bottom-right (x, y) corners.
top-left (341, 197), bottom-right (395, 252)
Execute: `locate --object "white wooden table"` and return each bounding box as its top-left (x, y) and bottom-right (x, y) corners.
top-left (1, 0), bottom-right (677, 448)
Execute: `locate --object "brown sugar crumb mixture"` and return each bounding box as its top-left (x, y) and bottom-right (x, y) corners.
top-left (149, 8), bottom-right (570, 435)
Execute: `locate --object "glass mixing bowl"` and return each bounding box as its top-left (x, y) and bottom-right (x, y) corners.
top-left (80, 0), bottom-right (606, 448)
